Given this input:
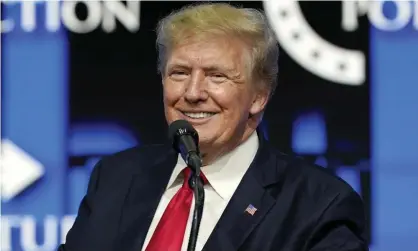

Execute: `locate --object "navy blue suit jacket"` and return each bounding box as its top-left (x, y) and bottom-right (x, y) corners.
top-left (62, 134), bottom-right (368, 251)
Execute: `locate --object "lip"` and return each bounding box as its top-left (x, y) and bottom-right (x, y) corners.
top-left (178, 111), bottom-right (218, 125)
top-left (180, 110), bottom-right (219, 113)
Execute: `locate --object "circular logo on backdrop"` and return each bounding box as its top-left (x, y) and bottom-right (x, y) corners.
top-left (263, 0), bottom-right (366, 86)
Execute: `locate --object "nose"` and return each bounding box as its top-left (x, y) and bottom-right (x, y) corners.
top-left (184, 71), bottom-right (208, 103)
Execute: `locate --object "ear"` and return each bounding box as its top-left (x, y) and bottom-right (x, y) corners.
top-left (249, 89), bottom-right (270, 116)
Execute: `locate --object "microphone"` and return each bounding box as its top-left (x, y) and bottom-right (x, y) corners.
top-left (168, 119), bottom-right (202, 172)
top-left (168, 120), bottom-right (204, 251)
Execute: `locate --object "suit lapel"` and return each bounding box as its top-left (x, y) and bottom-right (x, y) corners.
top-left (204, 133), bottom-right (279, 251)
top-left (115, 145), bottom-right (177, 251)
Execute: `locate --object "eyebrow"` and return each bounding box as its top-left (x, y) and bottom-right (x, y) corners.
top-left (167, 62), bottom-right (236, 74)
top-left (204, 65), bottom-right (233, 74)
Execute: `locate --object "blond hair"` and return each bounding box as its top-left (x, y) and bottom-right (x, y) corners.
top-left (156, 3), bottom-right (279, 96)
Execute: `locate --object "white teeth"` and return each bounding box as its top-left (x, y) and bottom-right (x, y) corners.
top-left (183, 112), bottom-right (215, 119)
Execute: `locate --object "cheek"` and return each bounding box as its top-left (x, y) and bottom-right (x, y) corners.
top-left (222, 96), bottom-right (253, 128)
top-left (211, 85), bottom-right (240, 108)
top-left (213, 92), bottom-right (246, 127)
top-left (163, 81), bottom-right (183, 104)
top-left (215, 89), bottom-right (247, 113)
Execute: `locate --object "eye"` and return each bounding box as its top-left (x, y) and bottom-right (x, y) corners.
top-left (171, 70), bottom-right (187, 76)
top-left (169, 70), bottom-right (189, 80)
top-left (209, 73), bottom-right (227, 82)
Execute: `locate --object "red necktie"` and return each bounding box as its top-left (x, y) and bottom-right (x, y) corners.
top-left (145, 167), bottom-right (207, 251)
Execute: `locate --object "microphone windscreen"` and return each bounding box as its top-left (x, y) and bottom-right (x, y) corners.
top-left (168, 119), bottom-right (196, 141)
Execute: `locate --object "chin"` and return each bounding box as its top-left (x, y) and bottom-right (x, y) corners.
top-left (194, 132), bottom-right (213, 145)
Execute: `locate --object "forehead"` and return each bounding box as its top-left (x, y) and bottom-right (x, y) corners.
top-left (166, 36), bottom-right (249, 70)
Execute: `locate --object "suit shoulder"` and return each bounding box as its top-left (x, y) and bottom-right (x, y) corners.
top-left (269, 147), bottom-right (357, 197)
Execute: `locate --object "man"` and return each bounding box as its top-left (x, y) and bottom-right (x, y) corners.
top-left (62, 3), bottom-right (368, 251)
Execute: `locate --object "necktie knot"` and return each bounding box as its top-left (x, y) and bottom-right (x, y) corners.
top-left (183, 167), bottom-right (208, 188)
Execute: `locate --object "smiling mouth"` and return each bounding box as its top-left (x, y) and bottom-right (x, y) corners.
top-left (182, 112), bottom-right (217, 119)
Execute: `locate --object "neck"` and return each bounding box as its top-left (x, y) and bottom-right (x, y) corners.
top-left (200, 127), bottom-right (256, 166)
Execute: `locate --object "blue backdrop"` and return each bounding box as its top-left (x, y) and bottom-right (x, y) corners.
top-left (1, 1), bottom-right (417, 250)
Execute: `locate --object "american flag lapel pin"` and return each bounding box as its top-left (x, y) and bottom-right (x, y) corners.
top-left (244, 204), bottom-right (257, 216)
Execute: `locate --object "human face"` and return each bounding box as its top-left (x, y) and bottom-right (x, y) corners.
top-left (163, 36), bottom-right (268, 164)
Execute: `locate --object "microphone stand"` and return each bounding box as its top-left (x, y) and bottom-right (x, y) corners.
top-left (187, 154), bottom-right (205, 251)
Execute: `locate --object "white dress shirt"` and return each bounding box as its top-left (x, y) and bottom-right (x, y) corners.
top-left (142, 132), bottom-right (259, 251)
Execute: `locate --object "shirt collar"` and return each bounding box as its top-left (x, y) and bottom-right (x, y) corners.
top-left (167, 131), bottom-right (259, 200)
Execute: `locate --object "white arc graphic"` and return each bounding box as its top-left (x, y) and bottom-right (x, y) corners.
top-left (0, 139), bottom-right (45, 202)
top-left (263, 0), bottom-right (365, 86)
